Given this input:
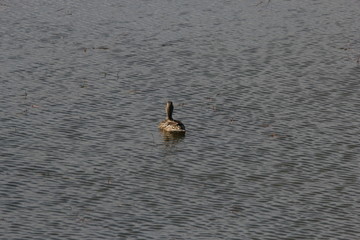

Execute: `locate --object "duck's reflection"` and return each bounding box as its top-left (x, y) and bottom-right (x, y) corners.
top-left (160, 130), bottom-right (185, 146)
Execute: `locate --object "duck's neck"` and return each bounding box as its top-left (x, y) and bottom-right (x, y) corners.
top-left (166, 102), bottom-right (174, 120)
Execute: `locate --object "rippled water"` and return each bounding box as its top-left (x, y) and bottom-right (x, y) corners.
top-left (1, 0), bottom-right (360, 239)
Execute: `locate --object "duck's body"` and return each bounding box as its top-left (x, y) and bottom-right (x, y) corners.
top-left (159, 119), bottom-right (186, 132)
top-left (158, 101), bottom-right (186, 132)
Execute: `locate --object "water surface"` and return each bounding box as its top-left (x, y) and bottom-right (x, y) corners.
top-left (1, 0), bottom-right (360, 239)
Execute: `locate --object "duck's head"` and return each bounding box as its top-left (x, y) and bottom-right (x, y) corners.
top-left (166, 101), bottom-right (174, 120)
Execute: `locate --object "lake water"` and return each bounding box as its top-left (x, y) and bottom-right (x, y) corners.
top-left (1, 0), bottom-right (360, 239)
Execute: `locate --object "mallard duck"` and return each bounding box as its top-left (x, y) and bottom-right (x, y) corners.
top-left (158, 101), bottom-right (186, 132)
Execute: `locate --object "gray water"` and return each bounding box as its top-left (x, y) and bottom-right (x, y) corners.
top-left (1, 0), bottom-right (360, 239)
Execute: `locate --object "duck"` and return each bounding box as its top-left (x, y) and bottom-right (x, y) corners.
top-left (158, 101), bottom-right (186, 133)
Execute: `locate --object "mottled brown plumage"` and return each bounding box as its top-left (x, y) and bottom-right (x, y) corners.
top-left (158, 101), bottom-right (186, 132)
